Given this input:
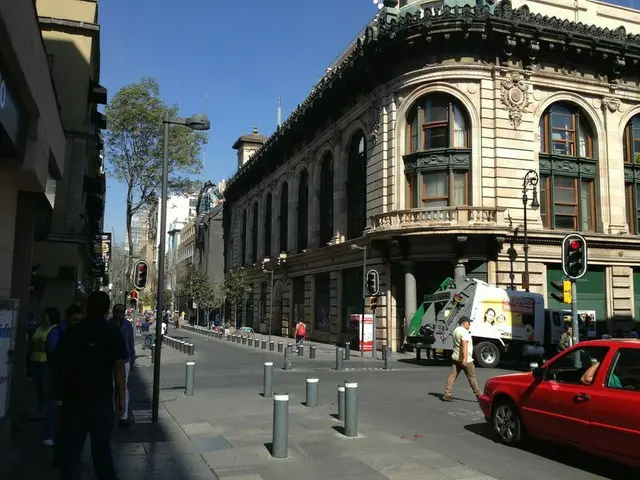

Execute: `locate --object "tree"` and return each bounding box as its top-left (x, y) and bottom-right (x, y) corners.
top-left (140, 290), bottom-right (155, 310)
top-left (181, 270), bottom-right (224, 326)
top-left (104, 77), bottom-right (207, 258)
top-left (224, 269), bottom-right (252, 328)
top-left (109, 240), bottom-right (130, 302)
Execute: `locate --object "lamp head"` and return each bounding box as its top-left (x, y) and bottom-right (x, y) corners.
top-left (531, 188), bottom-right (540, 211)
top-left (185, 114), bottom-right (211, 131)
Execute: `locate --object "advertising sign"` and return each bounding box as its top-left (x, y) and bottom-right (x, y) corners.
top-left (349, 313), bottom-right (374, 352)
top-left (471, 286), bottom-right (536, 342)
top-left (91, 232), bottom-right (112, 279)
top-left (0, 299), bottom-right (18, 419)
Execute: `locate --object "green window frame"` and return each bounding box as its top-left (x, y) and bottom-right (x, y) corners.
top-left (624, 115), bottom-right (640, 234)
top-left (538, 103), bottom-right (597, 232)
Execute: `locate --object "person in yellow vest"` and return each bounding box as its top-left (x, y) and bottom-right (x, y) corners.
top-left (30, 308), bottom-right (60, 446)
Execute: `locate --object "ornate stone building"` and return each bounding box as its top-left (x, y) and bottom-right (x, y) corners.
top-left (223, 0), bottom-right (640, 350)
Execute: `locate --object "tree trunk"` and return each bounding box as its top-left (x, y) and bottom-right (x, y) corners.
top-left (126, 198), bottom-right (134, 289)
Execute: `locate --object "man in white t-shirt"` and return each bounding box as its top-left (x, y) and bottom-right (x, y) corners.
top-left (443, 316), bottom-right (482, 401)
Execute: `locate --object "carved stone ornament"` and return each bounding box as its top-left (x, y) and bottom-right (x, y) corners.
top-left (602, 96), bottom-right (621, 113)
top-left (368, 100), bottom-right (383, 145)
top-left (500, 72), bottom-right (531, 129)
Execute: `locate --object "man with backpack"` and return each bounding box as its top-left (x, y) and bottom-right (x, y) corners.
top-left (55, 291), bottom-right (126, 480)
top-left (295, 321), bottom-right (307, 352)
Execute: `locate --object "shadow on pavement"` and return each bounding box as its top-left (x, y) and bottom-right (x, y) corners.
top-left (464, 422), bottom-right (635, 479)
top-left (427, 392), bottom-right (477, 403)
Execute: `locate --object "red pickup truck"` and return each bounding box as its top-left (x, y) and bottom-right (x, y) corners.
top-left (478, 339), bottom-right (640, 469)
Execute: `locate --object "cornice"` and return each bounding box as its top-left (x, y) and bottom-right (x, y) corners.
top-left (225, 0), bottom-right (640, 202)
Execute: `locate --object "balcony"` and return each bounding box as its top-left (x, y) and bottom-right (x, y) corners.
top-left (368, 206), bottom-right (507, 234)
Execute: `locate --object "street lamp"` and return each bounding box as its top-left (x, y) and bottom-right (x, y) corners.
top-left (261, 253), bottom-right (287, 343)
top-left (350, 244), bottom-right (367, 358)
top-left (521, 169), bottom-right (540, 292)
top-left (152, 112), bottom-right (211, 423)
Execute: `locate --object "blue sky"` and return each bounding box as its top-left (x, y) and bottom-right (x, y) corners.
top-left (101, 0), bottom-right (377, 240)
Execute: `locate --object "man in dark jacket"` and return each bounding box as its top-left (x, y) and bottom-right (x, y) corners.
top-left (56, 291), bottom-right (126, 480)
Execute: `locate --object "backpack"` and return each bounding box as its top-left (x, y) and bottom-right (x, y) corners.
top-left (296, 323), bottom-right (306, 337)
top-left (60, 324), bottom-right (113, 403)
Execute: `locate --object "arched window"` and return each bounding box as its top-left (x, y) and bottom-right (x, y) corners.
top-left (404, 93), bottom-right (470, 209)
top-left (624, 114), bottom-right (640, 234)
top-left (538, 103), bottom-right (596, 231)
top-left (319, 152), bottom-right (334, 245)
top-left (347, 132), bottom-right (367, 239)
top-left (241, 209), bottom-right (247, 266)
top-left (251, 201), bottom-right (259, 263)
top-left (264, 193), bottom-right (272, 257)
top-left (297, 169), bottom-right (309, 252)
top-left (279, 182), bottom-right (288, 252)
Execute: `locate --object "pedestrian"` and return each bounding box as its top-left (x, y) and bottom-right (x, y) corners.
top-left (55, 291), bottom-right (126, 480)
top-left (442, 316), bottom-right (482, 402)
top-left (558, 325), bottom-right (573, 352)
top-left (108, 303), bottom-right (135, 427)
top-left (295, 320), bottom-right (306, 352)
top-left (48, 305), bottom-right (84, 467)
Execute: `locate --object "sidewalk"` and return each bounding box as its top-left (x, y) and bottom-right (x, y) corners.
top-left (0, 338), bottom-right (218, 480)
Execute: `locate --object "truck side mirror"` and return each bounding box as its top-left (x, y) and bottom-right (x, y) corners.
top-left (532, 367), bottom-right (546, 380)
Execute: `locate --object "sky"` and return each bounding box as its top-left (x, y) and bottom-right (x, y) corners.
top-left (100, 0), bottom-right (378, 240)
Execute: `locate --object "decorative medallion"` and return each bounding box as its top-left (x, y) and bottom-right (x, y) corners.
top-left (601, 96), bottom-right (621, 114)
top-left (500, 72), bottom-right (531, 129)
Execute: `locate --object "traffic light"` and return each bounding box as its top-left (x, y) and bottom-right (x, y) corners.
top-left (562, 233), bottom-right (588, 279)
top-left (133, 260), bottom-right (149, 289)
top-left (550, 280), bottom-right (572, 304)
top-left (369, 296), bottom-right (378, 311)
top-left (366, 269), bottom-right (379, 296)
top-left (130, 290), bottom-right (139, 307)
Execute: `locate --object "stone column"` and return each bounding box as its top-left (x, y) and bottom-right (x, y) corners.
top-left (454, 263), bottom-right (466, 286)
top-left (309, 166), bottom-right (320, 248)
top-left (287, 180), bottom-right (297, 253)
top-left (256, 199), bottom-right (265, 262)
top-left (272, 189), bottom-right (280, 256)
top-left (601, 98), bottom-right (627, 234)
top-left (404, 262), bottom-right (417, 334)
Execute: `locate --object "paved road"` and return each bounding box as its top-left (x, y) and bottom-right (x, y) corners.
top-left (138, 329), bottom-right (632, 480)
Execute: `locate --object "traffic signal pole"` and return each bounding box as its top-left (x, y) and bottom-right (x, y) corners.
top-left (571, 279), bottom-right (579, 368)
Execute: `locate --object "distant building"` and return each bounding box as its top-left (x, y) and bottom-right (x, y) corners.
top-left (127, 207), bottom-right (150, 256)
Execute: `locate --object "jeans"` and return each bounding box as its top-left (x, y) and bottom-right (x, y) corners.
top-left (60, 396), bottom-right (119, 480)
top-left (443, 361), bottom-right (483, 398)
top-left (34, 361), bottom-right (56, 441)
top-left (295, 336), bottom-right (304, 350)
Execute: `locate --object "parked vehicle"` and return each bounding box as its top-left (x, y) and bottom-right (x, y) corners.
top-left (406, 277), bottom-right (566, 368)
top-left (478, 339), bottom-right (640, 469)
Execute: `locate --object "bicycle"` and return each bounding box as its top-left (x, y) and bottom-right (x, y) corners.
top-left (233, 326), bottom-right (255, 337)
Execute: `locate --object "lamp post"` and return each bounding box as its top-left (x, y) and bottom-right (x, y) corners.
top-left (521, 169), bottom-right (540, 292)
top-left (151, 112), bottom-right (210, 423)
top-left (350, 244), bottom-right (367, 358)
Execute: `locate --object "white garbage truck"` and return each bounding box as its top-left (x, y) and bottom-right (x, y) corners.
top-left (405, 277), bottom-right (566, 368)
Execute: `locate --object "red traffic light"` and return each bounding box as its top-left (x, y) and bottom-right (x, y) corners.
top-left (130, 290), bottom-right (138, 299)
top-left (138, 264), bottom-right (147, 272)
top-left (569, 240), bottom-right (582, 250)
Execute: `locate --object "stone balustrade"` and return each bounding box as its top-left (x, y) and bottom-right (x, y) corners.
top-left (368, 206), bottom-right (507, 232)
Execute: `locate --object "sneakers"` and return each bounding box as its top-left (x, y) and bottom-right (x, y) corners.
top-left (42, 439), bottom-right (54, 447)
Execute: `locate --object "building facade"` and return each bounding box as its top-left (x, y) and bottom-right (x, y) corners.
top-left (223, 0), bottom-right (640, 350)
top-left (32, 0), bottom-right (108, 316)
top-left (0, 0), bottom-right (65, 434)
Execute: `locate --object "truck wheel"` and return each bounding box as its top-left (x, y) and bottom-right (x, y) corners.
top-left (492, 399), bottom-right (523, 446)
top-left (474, 341), bottom-right (500, 368)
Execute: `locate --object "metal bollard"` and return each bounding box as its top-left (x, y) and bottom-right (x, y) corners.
top-left (297, 345), bottom-right (304, 357)
top-left (283, 345), bottom-right (293, 371)
top-left (227, 334), bottom-right (231, 341)
top-left (242, 336), bottom-right (247, 345)
top-left (277, 341), bottom-right (283, 353)
top-left (305, 378), bottom-right (319, 407)
top-left (271, 394), bottom-right (289, 458)
top-left (248, 337), bottom-right (254, 347)
top-left (269, 341), bottom-right (275, 351)
top-left (337, 385), bottom-right (345, 421)
top-left (188, 343), bottom-right (195, 356)
top-left (263, 362), bottom-right (274, 398)
top-left (185, 361), bottom-right (195, 396)
top-left (344, 381), bottom-right (358, 437)
top-left (262, 340), bottom-right (267, 350)
top-left (255, 339), bottom-right (260, 349)
top-left (344, 342), bottom-right (351, 360)
top-left (309, 346), bottom-right (316, 359)
top-left (335, 347), bottom-right (344, 371)
top-left (178, 341), bottom-right (185, 353)
top-left (384, 347), bottom-right (392, 370)
top-left (529, 362), bottom-right (539, 371)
